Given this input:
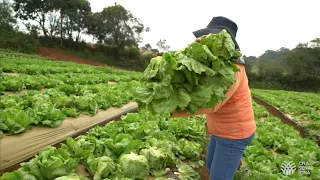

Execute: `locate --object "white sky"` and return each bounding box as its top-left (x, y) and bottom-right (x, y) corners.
top-left (88, 0), bottom-right (320, 57)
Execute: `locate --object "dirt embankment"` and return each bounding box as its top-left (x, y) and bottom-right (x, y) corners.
top-left (37, 46), bottom-right (125, 70)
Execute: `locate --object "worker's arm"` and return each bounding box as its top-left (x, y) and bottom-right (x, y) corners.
top-left (171, 68), bottom-right (242, 117)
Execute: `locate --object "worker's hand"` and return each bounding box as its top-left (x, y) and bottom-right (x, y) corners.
top-left (195, 35), bottom-right (207, 42)
top-left (170, 110), bottom-right (190, 118)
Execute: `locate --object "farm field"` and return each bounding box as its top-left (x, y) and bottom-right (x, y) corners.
top-left (251, 89), bottom-right (320, 141)
top-left (0, 110), bottom-right (209, 180)
top-left (1, 100), bottom-right (319, 179)
top-left (0, 53), bottom-right (142, 136)
top-left (236, 101), bottom-right (320, 179)
top-left (1, 0), bottom-right (320, 178)
top-left (0, 51), bottom-right (319, 179)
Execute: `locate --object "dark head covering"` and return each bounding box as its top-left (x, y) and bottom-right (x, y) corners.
top-left (193, 16), bottom-right (244, 64)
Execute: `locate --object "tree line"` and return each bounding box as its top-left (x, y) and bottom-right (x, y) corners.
top-left (245, 39), bottom-right (320, 92)
top-left (0, 0), bottom-right (162, 71)
top-left (0, 0), bottom-right (319, 92)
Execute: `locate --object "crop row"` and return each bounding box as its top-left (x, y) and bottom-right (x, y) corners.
top-left (0, 57), bottom-right (142, 78)
top-left (1, 100), bottom-right (320, 179)
top-left (0, 82), bottom-right (138, 136)
top-left (251, 89), bottom-right (320, 111)
top-left (0, 49), bottom-right (52, 60)
top-left (1, 73), bottom-right (138, 92)
top-left (0, 57), bottom-right (142, 93)
top-left (235, 101), bottom-right (320, 179)
top-left (0, 55), bottom-right (144, 137)
top-left (251, 89), bottom-right (320, 135)
top-left (0, 110), bottom-right (208, 180)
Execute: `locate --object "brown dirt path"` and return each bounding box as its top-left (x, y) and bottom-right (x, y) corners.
top-left (252, 95), bottom-right (320, 146)
top-left (37, 46), bottom-right (126, 71)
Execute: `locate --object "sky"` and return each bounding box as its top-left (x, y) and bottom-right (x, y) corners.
top-left (88, 0), bottom-right (320, 57)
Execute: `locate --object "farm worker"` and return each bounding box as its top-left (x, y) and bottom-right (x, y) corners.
top-left (171, 16), bottom-right (256, 180)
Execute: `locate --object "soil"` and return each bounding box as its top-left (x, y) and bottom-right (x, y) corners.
top-left (1, 47), bottom-right (210, 178)
top-left (198, 165), bottom-right (210, 180)
top-left (37, 46), bottom-right (102, 66)
top-left (259, 117), bottom-right (265, 122)
top-left (107, 81), bottom-right (117, 85)
top-left (253, 96), bottom-right (306, 134)
top-left (36, 46), bottom-right (126, 71)
top-left (252, 95), bottom-right (320, 146)
top-left (3, 73), bottom-right (20, 76)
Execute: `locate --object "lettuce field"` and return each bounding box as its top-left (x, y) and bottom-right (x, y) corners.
top-left (0, 54), bottom-right (142, 135)
top-left (0, 51), bottom-right (320, 179)
top-left (251, 89), bottom-right (320, 135)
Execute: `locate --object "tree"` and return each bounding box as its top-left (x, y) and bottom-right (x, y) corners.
top-left (0, 0), bottom-right (16, 29)
top-left (243, 55), bottom-right (257, 73)
top-left (86, 12), bottom-right (104, 42)
top-left (13, 0), bottom-right (55, 37)
top-left (258, 48), bottom-right (288, 63)
top-left (24, 22), bottom-right (40, 37)
top-left (156, 39), bottom-right (170, 52)
top-left (310, 38), bottom-right (320, 48)
top-left (88, 3), bottom-right (144, 60)
top-left (51, 0), bottom-right (91, 45)
top-left (13, 0), bottom-right (91, 45)
top-left (143, 43), bottom-right (152, 51)
top-left (285, 47), bottom-right (320, 79)
top-left (296, 43), bottom-right (309, 48)
top-left (59, 0), bottom-right (91, 42)
top-left (150, 49), bottom-right (160, 54)
top-left (73, 0), bottom-right (91, 42)
top-left (47, 11), bottom-right (59, 37)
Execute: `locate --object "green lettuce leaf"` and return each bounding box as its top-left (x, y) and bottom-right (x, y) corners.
top-left (176, 53), bottom-right (216, 76)
top-left (118, 152), bottom-right (150, 179)
top-left (135, 29), bottom-right (241, 115)
top-left (175, 163), bottom-right (200, 180)
top-left (140, 146), bottom-right (174, 171)
top-left (87, 156), bottom-right (116, 179)
top-left (142, 56), bottom-right (173, 86)
top-left (0, 169), bottom-right (37, 180)
top-left (36, 147), bottom-right (78, 180)
top-left (54, 173), bottom-right (89, 180)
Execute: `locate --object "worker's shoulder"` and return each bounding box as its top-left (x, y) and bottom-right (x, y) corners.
top-left (235, 63), bottom-right (245, 69)
top-left (234, 63), bottom-right (246, 77)
top-left (233, 64), bottom-right (248, 86)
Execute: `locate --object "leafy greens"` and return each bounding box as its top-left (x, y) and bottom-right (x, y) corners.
top-left (135, 30), bottom-right (242, 114)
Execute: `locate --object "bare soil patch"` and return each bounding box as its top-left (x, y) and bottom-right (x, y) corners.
top-left (3, 73), bottom-right (20, 76)
top-left (37, 46), bottom-right (126, 71)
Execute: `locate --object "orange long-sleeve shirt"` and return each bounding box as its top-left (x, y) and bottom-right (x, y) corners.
top-left (172, 64), bottom-right (256, 139)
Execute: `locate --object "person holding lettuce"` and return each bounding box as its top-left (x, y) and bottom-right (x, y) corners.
top-left (171, 16), bottom-right (256, 180)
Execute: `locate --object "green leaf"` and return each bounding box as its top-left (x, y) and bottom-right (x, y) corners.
top-left (118, 152), bottom-right (150, 179)
top-left (176, 53), bottom-right (216, 76)
top-left (87, 156), bottom-right (116, 179)
top-left (176, 163), bottom-right (200, 180)
top-left (54, 173), bottom-right (89, 180)
top-left (140, 146), bottom-right (173, 171)
top-left (142, 56), bottom-right (173, 85)
top-left (136, 30), bottom-right (241, 115)
top-left (36, 147), bottom-right (78, 180)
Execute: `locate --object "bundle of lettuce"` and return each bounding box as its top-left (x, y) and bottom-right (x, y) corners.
top-left (135, 30), bottom-right (242, 115)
